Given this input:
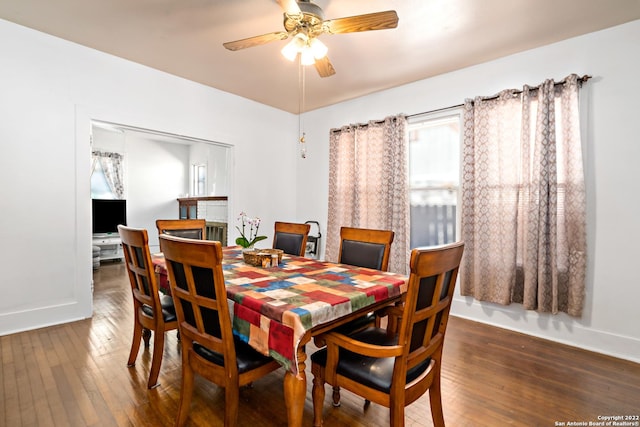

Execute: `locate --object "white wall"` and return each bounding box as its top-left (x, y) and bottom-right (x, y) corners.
top-left (189, 142), bottom-right (230, 197)
top-left (296, 20), bottom-right (640, 363)
top-left (126, 135), bottom-right (191, 253)
top-left (0, 18), bottom-right (298, 335)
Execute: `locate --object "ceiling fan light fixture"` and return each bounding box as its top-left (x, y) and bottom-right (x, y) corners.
top-left (225, 1), bottom-right (398, 78)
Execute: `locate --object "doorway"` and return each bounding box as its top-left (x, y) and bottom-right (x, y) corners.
top-left (90, 120), bottom-right (233, 253)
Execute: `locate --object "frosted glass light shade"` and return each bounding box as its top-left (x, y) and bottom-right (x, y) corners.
top-left (281, 34), bottom-right (327, 64)
top-left (310, 38), bottom-right (328, 59)
top-left (281, 33), bottom-right (308, 62)
top-left (300, 49), bottom-right (315, 65)
top-left (281, 41), bottom-right (299, 61)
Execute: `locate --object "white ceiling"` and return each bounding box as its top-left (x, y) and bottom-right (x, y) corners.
top-left (2, 0), bottom-right (639, 113)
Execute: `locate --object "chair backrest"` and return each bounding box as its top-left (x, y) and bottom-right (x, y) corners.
top-left (158, 234), bottom-right (236, 367)
top-left (273, 221), bottom-right (311, 256)
top-left (338, 227), bottom-right (395, 271)
top-left (156, 219), bottom-right (206, 240)
top-left (118, 225), bottom-right (163, 315)
top-left (398, 242), bottom-right (464, 371)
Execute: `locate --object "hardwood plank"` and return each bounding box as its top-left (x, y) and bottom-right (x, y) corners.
top-left (2, 334), bottom-right (20, 427)
top-left (25, 332), bottom-right (56, 426)
top-left (0, 262), bottom-right (638, 426)
top-left (16, 333), bottom-right (38, 426)
top-left (34, 329), bottom-right (69, 426)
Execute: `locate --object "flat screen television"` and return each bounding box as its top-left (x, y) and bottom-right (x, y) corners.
top-left (92, 199), bottom-right (127, 234)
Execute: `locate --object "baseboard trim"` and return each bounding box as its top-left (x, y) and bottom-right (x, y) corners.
top-left (450, 298), bottom-right (640, 364)
top-left (0, 299), bottom-right (90, 336)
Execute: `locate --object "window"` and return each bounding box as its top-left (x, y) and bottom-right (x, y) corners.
top-left (91, 151), bottom-right (124, 199)
top-left (192, 164), bottom-right (206, 196)
top-left (408, 110), bottom-right (461, 247)
top-left (91, 161), bottom-right (115, 199)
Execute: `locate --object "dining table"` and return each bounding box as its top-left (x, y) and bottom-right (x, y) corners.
top-left (152, 246), bottom-right (408, 427)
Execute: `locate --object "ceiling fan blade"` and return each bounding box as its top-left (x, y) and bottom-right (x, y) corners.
top-left (223, 32), bottom-right (289, 51)
top-left (276, 0), bottom-right (301, 15)
top-left (324, 10), bottom-right (399, 34)
top-left (314, 56), bottom-right (336, 78)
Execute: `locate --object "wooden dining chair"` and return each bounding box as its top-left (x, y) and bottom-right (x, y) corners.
top-left (118, 225), bottom-right (178, 389)
top-left (331, 226), bottom-right (396, 333)
top-left (326, 226), bottom-right (396, 404)
top-left (155, 218), bottom-right (206, 240)
top-left (338, 226), bottom-right (395, 271)
top-left (158, 234), bottom-right (281, 427)
top-left (273, 221), bottom-right (311, 256)
top-left (311, 241), bottom-right (465, 427)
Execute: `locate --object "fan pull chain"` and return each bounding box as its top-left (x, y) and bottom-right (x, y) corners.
top-left (298, 57), bottom-right (307, 159)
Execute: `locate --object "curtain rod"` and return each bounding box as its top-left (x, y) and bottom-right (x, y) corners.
top-left (330, 115), bottom-right (404, 132)
top-left (406, 74), bottom-right (591, 119)
top-left (331, 75), bottom-right (591, 133)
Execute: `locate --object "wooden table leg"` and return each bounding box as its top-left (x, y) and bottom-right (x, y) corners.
top-left (283, 345), bottom-right (307, 426)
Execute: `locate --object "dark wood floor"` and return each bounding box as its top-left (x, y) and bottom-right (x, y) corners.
top-left (2, 261), bottom-right (639, 426)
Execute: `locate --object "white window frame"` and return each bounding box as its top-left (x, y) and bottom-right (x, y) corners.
top-left (191, 163), bottom-right (207, 196)
top-left (407, 108), bottom-right (462, 248)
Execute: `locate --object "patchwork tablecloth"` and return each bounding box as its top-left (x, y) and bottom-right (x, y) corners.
top-left (153, 247), bottom-right (408, 375)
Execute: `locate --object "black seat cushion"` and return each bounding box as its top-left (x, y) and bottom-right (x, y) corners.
top-left (274, 232), bottom-right (304, 256)
top-left (340, 240), bottom-right (385, 270)
top-left (141, 294), bottom-right (177, 322)
top-left (311, 327), bottom-right (430, 393)
top-left (193, 336), bottom-right (276, 373)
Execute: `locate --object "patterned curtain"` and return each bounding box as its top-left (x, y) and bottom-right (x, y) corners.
top-left (326, 114), bottom-right (410, 274)
top-left (460, 74), bottom-right (587, 316)
top-left (91, 151), bottom-right (125, 199)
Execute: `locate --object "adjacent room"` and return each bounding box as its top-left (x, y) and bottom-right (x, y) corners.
top-left (1, 1), bottom-right (639, 426)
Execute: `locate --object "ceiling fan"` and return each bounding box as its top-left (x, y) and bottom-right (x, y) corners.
top-left (222, 0), bottom-right (399, 77)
